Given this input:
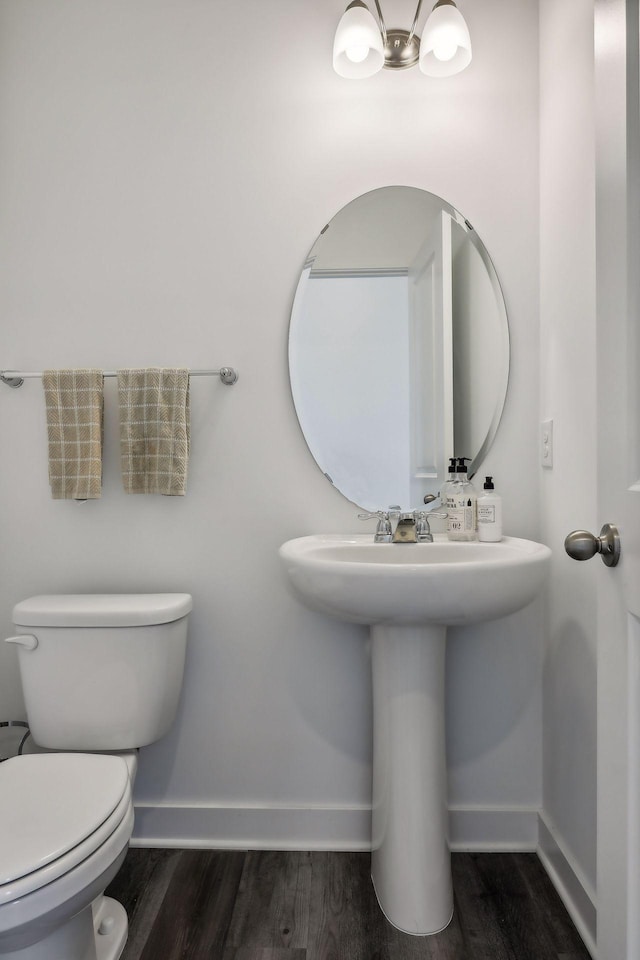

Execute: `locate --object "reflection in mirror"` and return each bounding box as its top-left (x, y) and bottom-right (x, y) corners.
top-left (289, 187), bottom-right (510, 512)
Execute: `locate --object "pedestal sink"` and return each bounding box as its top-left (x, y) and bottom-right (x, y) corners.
top-left (279, 534), bottom-right (551, 935)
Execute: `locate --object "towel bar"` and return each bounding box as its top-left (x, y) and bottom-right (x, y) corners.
top-left (0, 367), bottom-right (238, 388)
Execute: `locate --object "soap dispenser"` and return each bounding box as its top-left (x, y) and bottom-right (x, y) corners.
top-left (439, 457), bottom-right (458, 507)
top-left (477, 476), bottom-right (502, 542)
top-left (445, 458), bottom-right (477, 541)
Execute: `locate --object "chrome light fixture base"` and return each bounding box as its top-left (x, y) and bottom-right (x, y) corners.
top-left (383, 29), bottom-right (421, 70)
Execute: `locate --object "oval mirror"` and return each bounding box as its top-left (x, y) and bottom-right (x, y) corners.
top-left (288, 186), bottom-right (510, 512)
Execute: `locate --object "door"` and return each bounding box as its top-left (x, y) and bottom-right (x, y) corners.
top-left (595, 1), bottom-right (640, 956)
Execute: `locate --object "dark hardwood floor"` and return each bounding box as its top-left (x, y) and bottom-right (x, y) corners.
top-left (106, 850), bottom-right (592, 960)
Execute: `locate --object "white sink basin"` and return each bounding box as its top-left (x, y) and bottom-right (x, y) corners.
top-left (279, 534), bottom-right (551, 626)
top-left (279, 531), bottom-right (551, 936)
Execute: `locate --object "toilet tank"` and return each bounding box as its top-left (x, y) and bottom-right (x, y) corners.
top-left (11, 594), bottom-right (192, 751)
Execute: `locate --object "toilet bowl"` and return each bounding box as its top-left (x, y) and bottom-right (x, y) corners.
top-left (2, 593), bottom-right (192, 960)
top-left (0, 753), bottom-right (133, 959)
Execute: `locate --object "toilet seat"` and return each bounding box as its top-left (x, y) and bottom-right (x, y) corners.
top-left (0, 753), bottom-right (131, 904)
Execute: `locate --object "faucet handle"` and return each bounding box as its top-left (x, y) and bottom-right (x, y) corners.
top-left (414, 510), bottom-right (428, 533)
top-left (358, 510), bottom-right (393, 542)
top-left (413, 511), bottom-right (433, 543)
top-left (414, 508), bottom-right (448, 542)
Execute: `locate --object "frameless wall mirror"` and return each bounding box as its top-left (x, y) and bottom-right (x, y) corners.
top-left (288, 186), bottom-right (510, 511)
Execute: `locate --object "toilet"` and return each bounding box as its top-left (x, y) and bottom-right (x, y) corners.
top-left (0, 593), bottom-right (192, 960)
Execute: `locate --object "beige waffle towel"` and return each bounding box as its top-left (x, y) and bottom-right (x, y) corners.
top-left (42, 369), bottom-right (104, 500)
top-left (118, 368), bottom-right (190, 495)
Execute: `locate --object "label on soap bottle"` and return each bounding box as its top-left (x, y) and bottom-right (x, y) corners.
top-left (446, 495), bottom-right (476, 539)
top-left (478, 504), bottom-right (496, 523)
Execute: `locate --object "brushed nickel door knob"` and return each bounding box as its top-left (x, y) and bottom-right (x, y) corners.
top-left (564, 523), bottom-right (621, 567)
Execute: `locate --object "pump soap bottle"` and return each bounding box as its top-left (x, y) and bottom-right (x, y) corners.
top-left (445, 458), bottom-right (477, 541)
top-left (440, 457), bottom-right (458, 506)
top-left (477, 476), bottom-right (502, 542)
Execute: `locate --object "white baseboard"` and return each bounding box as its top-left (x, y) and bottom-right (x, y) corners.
top-left (131, 801), bottom-right (538, 853)
top-left (537, 814), bottom-right (597, 959)
top-left (449, 805), bottom-right (539, 850)
top-left (130, 802), bottom-right (373, 851)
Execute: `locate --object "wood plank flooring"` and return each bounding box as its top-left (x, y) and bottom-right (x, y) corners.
top-left (106, 850), bottom-right (592, 960)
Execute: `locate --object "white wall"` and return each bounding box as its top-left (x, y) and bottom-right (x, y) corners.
top-left (539, 0), bottom-right (597, 912)
top-left (0, 0), bottom-right (541, 848)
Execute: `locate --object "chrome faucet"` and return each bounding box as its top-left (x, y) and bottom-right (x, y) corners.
top-left (393, 513), bottom-right (418, 543)
top-left (359, 501), bottom-right (447, 543)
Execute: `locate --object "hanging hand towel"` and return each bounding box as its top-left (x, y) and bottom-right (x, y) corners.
top-left (118, 368), bottom-right (190, 495)
top-left (42, 369), bottom-right (104, 500)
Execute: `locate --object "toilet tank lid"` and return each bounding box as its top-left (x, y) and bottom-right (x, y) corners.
top-left (13, 593), bottom-right (193, 627)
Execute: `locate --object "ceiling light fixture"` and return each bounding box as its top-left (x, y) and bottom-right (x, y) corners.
top-left (333, 0), bottom-right (472, 79)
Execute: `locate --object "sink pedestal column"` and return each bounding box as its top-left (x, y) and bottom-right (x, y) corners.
top-left (370, 623), bottom-right (452, 935)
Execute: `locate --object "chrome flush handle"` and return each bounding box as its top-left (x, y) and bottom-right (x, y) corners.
top-left (5, 634), bottom-right (38, 651)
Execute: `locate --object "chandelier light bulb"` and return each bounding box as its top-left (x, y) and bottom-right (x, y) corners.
top-left (346, 43), bottom-right (371, 63)
top-left (419, 0), bottom-right (472, 77)
top-left (433, 38), bottom-right (458, 61)
top-left (333, 1), bottom-right (385, 78)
